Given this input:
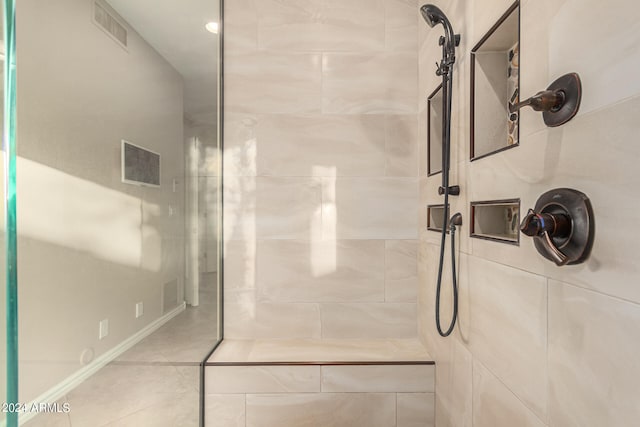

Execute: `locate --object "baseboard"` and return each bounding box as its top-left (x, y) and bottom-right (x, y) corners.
top-left (15, 302), bottom-right (186, 426)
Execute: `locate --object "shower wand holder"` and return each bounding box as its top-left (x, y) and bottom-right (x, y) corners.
top-left (438, 185), bottom-right (460, 196)
top-left (520, 188), bottom-right (594, 266)
top-left (510, 73), bottom-right (582, 127)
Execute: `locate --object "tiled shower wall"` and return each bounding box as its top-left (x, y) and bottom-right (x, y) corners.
top-left (418, 0), bottom-right (640, 426)
top-left (223, 0), bottom-right (422, 339)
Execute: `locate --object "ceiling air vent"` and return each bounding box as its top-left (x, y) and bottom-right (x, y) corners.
top-left (94, 2), bottom-right (127, 48)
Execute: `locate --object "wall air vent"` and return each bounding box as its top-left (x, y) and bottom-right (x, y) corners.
top-left (94, 2), bottom-right (128, 48)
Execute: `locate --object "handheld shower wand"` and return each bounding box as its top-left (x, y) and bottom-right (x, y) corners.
top-left (421, 4), bottom-right (461, 338)
top-left (420, 5), bottom-right (460, 77)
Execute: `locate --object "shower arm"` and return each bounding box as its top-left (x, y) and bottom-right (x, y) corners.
top-left (509, 89), bottom-right (565, 113)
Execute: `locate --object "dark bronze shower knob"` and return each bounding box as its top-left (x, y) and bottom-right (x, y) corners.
top-left (520, 188), bottom-right (595, 266)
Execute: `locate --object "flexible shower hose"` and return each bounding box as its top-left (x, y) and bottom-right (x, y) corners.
top-left (434, 62), bottom-right (458, 338)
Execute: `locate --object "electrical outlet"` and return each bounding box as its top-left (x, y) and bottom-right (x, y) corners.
top-left (135, 302), bottom-right (144, 318)
top-left (99, 319), bottom-right (109, 340)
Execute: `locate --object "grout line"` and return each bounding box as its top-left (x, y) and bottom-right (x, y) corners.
top-left (545, 276), bottom-right (551, 425)
top-left (475, 357), bottom-right (547, 425)
top-left (471, 354), bottom-right (475, 427)
top-left (395, 392), bottom-right (398, 427)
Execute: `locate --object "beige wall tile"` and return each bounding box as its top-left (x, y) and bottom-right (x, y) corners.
top-left (207, 366), bottom-right (320, 394)
top-left (205, 394), bottom-right (246, 427)
top-left (223, 113), bottom-right (258, 177)
top-left (256, 177), bottom-right (322, 239)
top-left (331, 178), bottom-right (419, 239)
top-left (321, 303), bottom-right (417, 339)
top-left (322, 52), bottom-right (418, 114)
top-left (548, 0), bottom-right (640, 115)
top-left (466, 255), bottom-right (548, 419)
top-left (397, 393), bottom-right (435, 427)
top-left (548, 281), bottom-right (640, 427)
top-left (247, 338), bottom-right (432, 363)
top-left (226, 51), bottom-right (322, 114)
top-left (256, 114), bottom-right (386, 177)
top-left (223, 176), bottom-right (256, 241)
top-left (386, 115), bottom-right (419, 177)
top-left (473, 360), bottom-right (547, 427)
top-left (225, 302), bottom-right (321, 339)
top-left (385, 240), bottom-right (419, 302)
top-left (224, 239), bottom-right (257, 294)
top-left (257, 240), bottom-right (385, 303)
top-left (257, 0), bottom-right (385, 51)
top-left (246, 393), bottom-right (396, 427)
top-left (321, 364), bottom-right (434, 392)
top-left (224, 0), bottom-right (258, 52)
top-left (386, 0), bottom-right (419, 51)
top-left (435, 339), bottom-right (473, 427)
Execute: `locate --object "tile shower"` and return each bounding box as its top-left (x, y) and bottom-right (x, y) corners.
top-left (219, 0), bottom-right (640, 426)
top-left (214, 0), bottom-right (433, 425)
top-left (4, 0), bottom-right (640, 425)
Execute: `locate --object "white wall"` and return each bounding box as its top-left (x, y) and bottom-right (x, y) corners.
top-left (418, 0), bottom-right (640, 426)
top-left (14, 0), bottom-right (185, 401)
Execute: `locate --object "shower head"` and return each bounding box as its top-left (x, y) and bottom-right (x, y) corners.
top-left (420, 4), bottom-right (445, 28)
top-left (420, 4), bottom-right (459, 68)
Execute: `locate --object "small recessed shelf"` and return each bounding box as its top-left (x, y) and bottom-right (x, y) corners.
top-left (427, 204), bottom-right (450, 233)
top-left (427, 84), bottom-right (443, 176)
top-left (470, 199), bottom-right (520, 245)
top-left (471, 1), bottom-right (520, 161)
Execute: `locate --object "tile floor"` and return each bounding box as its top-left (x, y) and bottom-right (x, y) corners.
top-left (23, 274), bottom-right (219, 427)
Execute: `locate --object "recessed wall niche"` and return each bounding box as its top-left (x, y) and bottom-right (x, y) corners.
top-left (470, 199), bottom-right (520, 245)
top-left (427, 204), bottom-right (449, 233)
top-left (470, 1), bottom-right (520, 160)
top-left (427, 84), bottom-right (443, 175)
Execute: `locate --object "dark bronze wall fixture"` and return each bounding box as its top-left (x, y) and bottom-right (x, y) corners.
top-left (520, 188), bottom-right (594, 266)
top-left (510, 73), bottom-right (582, 127)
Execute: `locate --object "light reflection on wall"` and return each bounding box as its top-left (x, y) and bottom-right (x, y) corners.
top-left (12, 156), bottom-right (161, 270)
top-left (223, 118), bottom-right (257, 320)
top-left (311, 166), bottom-right (337, 277)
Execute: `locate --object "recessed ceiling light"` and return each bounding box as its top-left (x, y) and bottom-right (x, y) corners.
top-left (205, 22), bottom-right (219, 34)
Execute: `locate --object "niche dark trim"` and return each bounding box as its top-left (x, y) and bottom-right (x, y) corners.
top-left (470, 0), bottom-right (520, 162)
top-left (427, 203), bottom-right (450, 233)
top-left (205, 360), bottom-right (435, 367)
top-left (427, 83), bottom-right (443, 176)
top-left (470, 198), bottom-right (521, 245)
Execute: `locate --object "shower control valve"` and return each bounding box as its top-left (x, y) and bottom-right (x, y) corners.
top-left (520, 188), bottom-right (594, 266)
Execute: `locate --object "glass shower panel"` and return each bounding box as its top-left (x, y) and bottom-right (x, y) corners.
top-left (2, 0), bottom-right (18, 425)
top-left (8, 0), bottom-right (222, 425)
